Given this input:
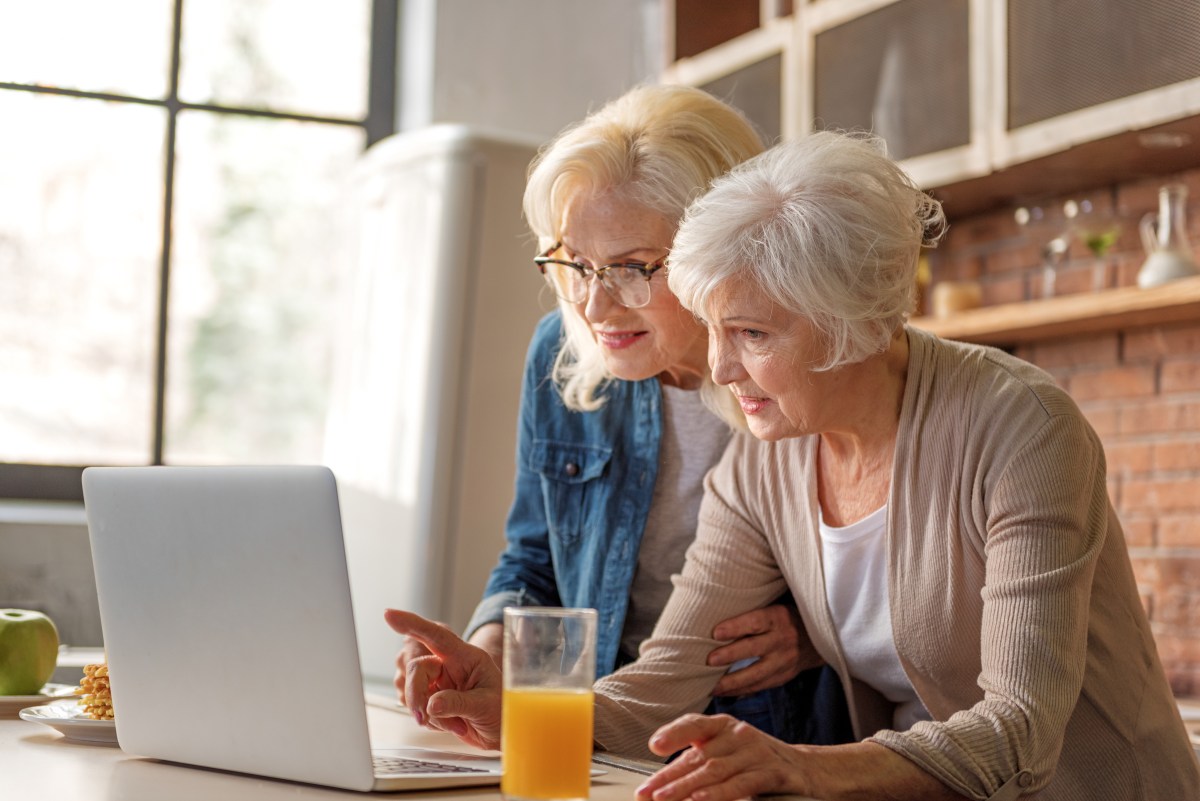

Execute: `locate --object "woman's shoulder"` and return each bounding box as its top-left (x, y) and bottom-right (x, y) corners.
top-left (909, 327), bottom-right (1080, 422)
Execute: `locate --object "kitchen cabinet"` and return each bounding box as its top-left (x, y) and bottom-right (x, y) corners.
top-left (661, 0), bottom-right (1200, 218)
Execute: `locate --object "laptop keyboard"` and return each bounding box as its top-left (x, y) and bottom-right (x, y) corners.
top-left (372, 755), bottom-right (493, 776)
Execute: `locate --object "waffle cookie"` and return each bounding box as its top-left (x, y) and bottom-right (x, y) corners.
top-left (75, 663), bottom-right (114, 720)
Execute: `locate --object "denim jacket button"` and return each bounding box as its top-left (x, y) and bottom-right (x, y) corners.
top-left (564, 462), bottom-right (580, 477)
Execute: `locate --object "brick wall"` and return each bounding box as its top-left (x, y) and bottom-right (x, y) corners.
top-left (928, 168), bottom-right (1200, 696)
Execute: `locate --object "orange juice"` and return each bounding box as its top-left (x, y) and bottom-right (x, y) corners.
top-left (501, 687), bottom-right (595, 800)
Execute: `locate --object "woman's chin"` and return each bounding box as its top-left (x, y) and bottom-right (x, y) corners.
top-left (602, 357), bottom-right (658, 383)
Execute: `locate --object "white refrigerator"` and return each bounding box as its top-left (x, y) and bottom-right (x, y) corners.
top-left (324, 125), bottom-right (548, 688)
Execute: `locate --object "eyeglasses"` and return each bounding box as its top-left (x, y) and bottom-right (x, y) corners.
top-left (533, 242), bottom-right (668, 309)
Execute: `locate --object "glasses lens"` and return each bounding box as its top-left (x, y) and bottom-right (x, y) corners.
top-left (601, 267), bottom-right (652, 308)
top-left (541, 261), bottom-right (588, 303)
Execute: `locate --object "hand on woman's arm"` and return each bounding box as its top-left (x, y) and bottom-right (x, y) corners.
top-left (635, 714), bottom-right (967, 801)
top-left (707, 603), bottom-right (822, 696)
top-left (384, 609), bottom-right (504, 751)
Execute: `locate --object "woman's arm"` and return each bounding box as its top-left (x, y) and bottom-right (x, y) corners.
top-left (592, 438), bottom-right (792, 757)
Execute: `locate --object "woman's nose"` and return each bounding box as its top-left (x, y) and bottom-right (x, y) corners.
top-left (583, 275), bottom-right (621, 320)
top-left (708, 337), bottom-right (744, 386)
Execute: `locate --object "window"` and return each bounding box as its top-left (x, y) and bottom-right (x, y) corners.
top-left (0, 0), bottom-right (397, 500)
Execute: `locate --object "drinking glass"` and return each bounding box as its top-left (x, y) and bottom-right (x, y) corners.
top-left (501, 607), bottom-right (597, 801)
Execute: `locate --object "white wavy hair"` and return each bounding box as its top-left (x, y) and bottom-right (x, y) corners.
top-left (668, 131), bottom-right (946, 422)
top-left (523, 84), bottom-right (764, 411)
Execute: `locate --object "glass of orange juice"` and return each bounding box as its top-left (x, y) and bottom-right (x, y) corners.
top-left (501, 607), bottom-right (597, 801)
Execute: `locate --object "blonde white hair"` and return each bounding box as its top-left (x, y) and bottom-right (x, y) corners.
top-left (523, 84), bottom-right (764, 411)
top-left (669, 131), bottom-right (946, 397)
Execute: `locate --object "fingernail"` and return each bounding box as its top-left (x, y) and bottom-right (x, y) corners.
top-left (414, 710), bottom-right (425, 726)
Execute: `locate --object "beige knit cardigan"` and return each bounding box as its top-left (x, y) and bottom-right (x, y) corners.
top-left (593, 327), bottom-right (1199, 801)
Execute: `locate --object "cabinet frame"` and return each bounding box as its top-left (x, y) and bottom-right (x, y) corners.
top-left (663, 0), bottom-right (1200, 199)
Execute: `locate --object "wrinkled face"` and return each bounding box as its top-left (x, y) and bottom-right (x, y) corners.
top-left (559, 190), bottom-right (708, 388)
top-left (704, 278), bottom-right (836, 441)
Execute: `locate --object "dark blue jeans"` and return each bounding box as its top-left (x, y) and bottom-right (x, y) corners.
top-left (707, 664), bottom-right (854, 746)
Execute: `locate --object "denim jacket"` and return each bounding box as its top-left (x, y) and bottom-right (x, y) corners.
top-left (465, 312), bottom-right (854, 746)
top-left (466, 311), bottom-right (662, 677)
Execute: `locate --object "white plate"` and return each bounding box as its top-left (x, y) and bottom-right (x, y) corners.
top-left (0, 684), bottom-right (78, 716)
top-left (19, 703), bottom-right (118, 745)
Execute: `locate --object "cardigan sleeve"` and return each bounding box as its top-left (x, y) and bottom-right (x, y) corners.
top-left (592, 436), bottom-right (790, 758)
top-left (871, 412), bottom-right (1108, 800)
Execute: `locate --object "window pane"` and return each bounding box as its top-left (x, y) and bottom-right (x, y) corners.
top-left (179, 0), bottom-right (370, 119)
top-left (0, 2), bottom-right (173, 98)
top-left (167, 112), bottom-right (364, 464)
top-left (0, 93), bottom-right (164, 465)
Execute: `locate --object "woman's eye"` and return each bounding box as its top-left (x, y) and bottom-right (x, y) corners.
top-left (742, 329), bottom-right (765, 340)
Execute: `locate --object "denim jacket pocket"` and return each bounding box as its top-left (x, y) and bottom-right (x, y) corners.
top-left (529, 439), bottom-right (612, 546)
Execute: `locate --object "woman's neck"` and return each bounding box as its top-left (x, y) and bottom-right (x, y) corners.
top-left (816, 330), bottom-right (909, 526)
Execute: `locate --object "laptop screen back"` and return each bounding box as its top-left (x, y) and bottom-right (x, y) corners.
top-left (83, 465), bottom-right (377, 791)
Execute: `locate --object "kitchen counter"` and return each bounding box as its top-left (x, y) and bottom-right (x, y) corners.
top-left (2, 694), bottom-right (661, 801)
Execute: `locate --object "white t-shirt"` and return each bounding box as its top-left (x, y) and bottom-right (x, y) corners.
top-left (619, 385), bottom-right (732, 660)
top-left (819, 504), bottom-right (930, 731)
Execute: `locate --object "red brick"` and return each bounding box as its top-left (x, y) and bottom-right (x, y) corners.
top-left (1162, 360), bottom-right (1200, 393)
top-left (1160, 516), bottom-right (1200, 548)
top-left (932, 253), bottom-right (983, 283)
top-left (1118, 399), bottom-right (1200, 436)
top-left (1122, 477), bottom-right (1200, 513)
top-left (1166, 670), bottom-right (1198, 698)
top-left (1130, 556), bottom-right (1160, 585)
top-left (1116, 178), bottom-right (1167, 218)
top-left (1105, 441), bottom-right (1154, 475)
top-left (952, 213), bottom-right (1018, 246)
top-left (1124, 323), bottom-right (1200, 362)
top-left (1111, 253), bottom-right (1142, 289)
top-left (1154, 439), bottom-right (1200, 472)
top-left (1155, 588), bottom-right (1200, 629)
top-left (982, 275), bottom-right (1026, 306)
top-left (1157, 555), bottom-right (1200, 584)
top-left (983, 246), bottom-right (1036, 277)
top-left (1152, 631), bottom-right (1200, 663)
top-left (1119, 516), bottom-right (1155, 547)
top-left (1068, 365), bottom-right (1157, 402)
top-left (1027, 270), bottom-right (1051, 301)
top-left (1081, 406), bottom-right (1120, 437)
top-left (1140, 590), bottom-right (1155, 620)
top-left (1053, 261), bottom-right (1111, 295)
top-left (1029, 334), bottom-right (1120, 370)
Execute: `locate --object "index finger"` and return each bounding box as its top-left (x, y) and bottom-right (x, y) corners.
top-left (385, 609), bottom-right (475, 660)
top-left (647, 712), bottom-right (726, 758)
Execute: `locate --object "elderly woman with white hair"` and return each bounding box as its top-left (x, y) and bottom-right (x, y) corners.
top-left (388, 131), bottom-right (1199, 800)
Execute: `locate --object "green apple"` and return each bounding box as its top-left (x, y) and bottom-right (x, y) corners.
top-left (0, 609), bottom-right (59, 695)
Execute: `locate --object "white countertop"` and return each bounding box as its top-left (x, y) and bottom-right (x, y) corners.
top-left (2, 695), bottom-right (654, 801)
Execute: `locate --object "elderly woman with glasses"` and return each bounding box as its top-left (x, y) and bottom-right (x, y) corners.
top-left (390, 84), bottom-right (852, 748)
top-left (388, 131), bottom-right (1199, 800)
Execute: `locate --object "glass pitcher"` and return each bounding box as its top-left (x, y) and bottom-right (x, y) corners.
top-left (1138, 184), bottom-right (1199, 288)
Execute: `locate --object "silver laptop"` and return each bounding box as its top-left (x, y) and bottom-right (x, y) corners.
top-left (82, 465), bottom-right (504, 792)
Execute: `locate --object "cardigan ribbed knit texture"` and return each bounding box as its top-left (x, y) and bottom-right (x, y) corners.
top-left (593, 327), bottom-right (1199, 800)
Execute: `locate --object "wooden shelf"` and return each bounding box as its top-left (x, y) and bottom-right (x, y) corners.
top-left (910, 275), bottom-right (1200, 346)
